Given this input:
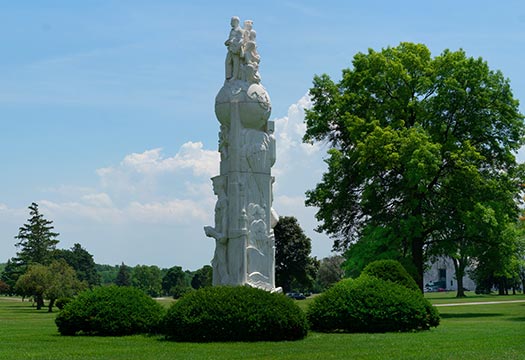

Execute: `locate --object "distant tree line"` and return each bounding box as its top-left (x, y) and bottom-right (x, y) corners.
top-left (0, 203), bottom-right (214, 310)
top-left (0, 204), bottom-right (346, 308)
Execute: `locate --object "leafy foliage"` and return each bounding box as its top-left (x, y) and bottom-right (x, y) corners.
top-left (315, 255), bottom-right (345, 291)
top-left (163, 286), bottom-right (308, 342)
top-left (54, 244), bottom-right (100, 287)
top-left (274, 216), bottom-right (319, 292)
top-left (0, 279), bottom-right (9, 294)
top-left (362, 259), bottom-right (419, 291)
top-left (55, 297), bottom-right (72, 310)
top-left (132, 265), bottom-right (162, 297)
top-left (55, 286), bottom-right (165, 336)
top-left (307, 275), bottom-right (439, 333)
top-left (303, 43), bottom-right (525, 289)
top-left (15, 259), bottom-right (84, 312)
top-left (190, 265), bottom-right (212, 289)
top-left (162, 266), bottom-right (192, 298)
top-left (0, 260), bottom-right (23, 295)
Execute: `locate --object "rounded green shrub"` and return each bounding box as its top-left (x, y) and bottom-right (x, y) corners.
top-left (55, 286), bottom-right (165, 336)
top-left (362, 259), bottom-right (420, 291)
top-left (163, 286), bottom-right (308, 342)
top-left (307, 275), bottom-right (439, 333)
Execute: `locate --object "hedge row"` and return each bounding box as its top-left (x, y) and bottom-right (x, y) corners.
top-left (55, 260), bottom-right (439, 340)
top-left (55, 285), bottom-right (307, 341)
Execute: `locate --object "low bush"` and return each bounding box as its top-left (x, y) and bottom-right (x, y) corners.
top-left (163, 286), bottom-right (308, 342)
top-left (307, 275), bottom-right (439, 333)
top-left (55, 286), bottom-right (165, 336)
top-left (362, 259), bottom-right (419, 291)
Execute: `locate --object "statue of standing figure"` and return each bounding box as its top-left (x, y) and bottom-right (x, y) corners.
top-left (224, 17), bottom-right (261, 83)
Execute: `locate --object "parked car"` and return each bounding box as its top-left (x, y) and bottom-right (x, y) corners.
top-left (286, 292), bottom-right (306, 300)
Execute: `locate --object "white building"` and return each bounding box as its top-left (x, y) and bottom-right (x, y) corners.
top-left (423, 257), bottom-right (476, 291)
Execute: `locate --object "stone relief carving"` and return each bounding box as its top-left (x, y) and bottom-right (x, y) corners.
top-left (206, 17), bottom-right (279, 292)
top-left (204, 176), bottom-right (229, 285)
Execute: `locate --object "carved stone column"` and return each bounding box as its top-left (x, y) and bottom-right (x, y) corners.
top-left (205, 17), bottom-right (279, 291)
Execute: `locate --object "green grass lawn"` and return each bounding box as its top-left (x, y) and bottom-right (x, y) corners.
top-left (1, 294), bottom-right (524, 360)
top-left (425, 290), bottom-right (525, 304)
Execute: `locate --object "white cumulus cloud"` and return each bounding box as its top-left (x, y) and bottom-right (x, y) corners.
top-left (96, 141), bottom-right (219, 201)
top-left (101, 141), bottom-right (218, 177)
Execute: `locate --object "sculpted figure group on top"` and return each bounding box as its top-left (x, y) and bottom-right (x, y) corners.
top-left (224, 16), bottom-right (261, 84)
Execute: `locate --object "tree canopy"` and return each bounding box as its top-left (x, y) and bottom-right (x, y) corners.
top-left (132, 265), bottom-right (163, 297)
top-left (191, 265), bottom-right (212, 289)
top-left (15, 259), bottom-right (84, 311)
top-left (304, 43), bottom-right (525, 289)
top-left (54, 243), bottom-right (100, 287)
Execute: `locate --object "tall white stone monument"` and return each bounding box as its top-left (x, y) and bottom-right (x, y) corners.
top-left (204, 16), bottom-right (278, 291)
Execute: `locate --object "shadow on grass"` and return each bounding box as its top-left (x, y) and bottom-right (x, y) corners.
top-left (440, 313), bottom-right (502, 319)
top-left (0, 305), bottom-right (56, 315)
top-left (507, 317), bottom-right (525, 322)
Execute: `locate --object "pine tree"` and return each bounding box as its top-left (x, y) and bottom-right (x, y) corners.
top-left (54, 243), bottom-right (101, 287)
top-left (115, 262), bottom-right (131, 287)
top-left (14, 202), bottom-right (59, 267)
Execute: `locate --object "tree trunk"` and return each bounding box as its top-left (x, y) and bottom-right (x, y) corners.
top-left (411, 237), bottom-right (424, 292)
top-left (498, 277), bottom-right (506, 295)
top-left (35, 294), bottom-right (44, 310)
top-left (48, 298), bottom-right (55, 313)
top-left (451, 258), bottom-right (466, 298)
top-left (522, 279), bottom-right (525, 294)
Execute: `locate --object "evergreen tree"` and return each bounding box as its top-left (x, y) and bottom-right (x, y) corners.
top-left (14, 202), bottom-right (59, 267)
top-left (5, 202), bottom-right (60, 296)
top-left (54, 243), bottom-right (100, 287)
top-left (115, 262), bottom-right (131, 287)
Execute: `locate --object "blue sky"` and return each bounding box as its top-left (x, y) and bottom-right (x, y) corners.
top-left (1, 1), bottom-right (524, 270)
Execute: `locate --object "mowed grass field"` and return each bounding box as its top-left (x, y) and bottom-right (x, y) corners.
top-left (1, 293), bottom-right (524, 360)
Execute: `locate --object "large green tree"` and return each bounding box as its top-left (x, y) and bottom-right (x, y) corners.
top-left (132, 265), bottom-right (162, 297)
top-left (190, 265), bottom-right (212, 290)
top-left (14, 203), bottom-right (59, 268)
top-left (304, 43), bottom-right (525, 290)
top-left (5, 203), bottom-right (60, 297)
top-left (162, 266), bottom-right (190, 297)
top-left (15, 259), bottom-right (84, 311)
top-left (54, 243), bottom-right (100, 287)
top-left (115, 262), bottom-right (132, 287)
top-left (274, 216), bottom-right (319, 292)
top-left (315, 255), bottom-right (345, 291)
